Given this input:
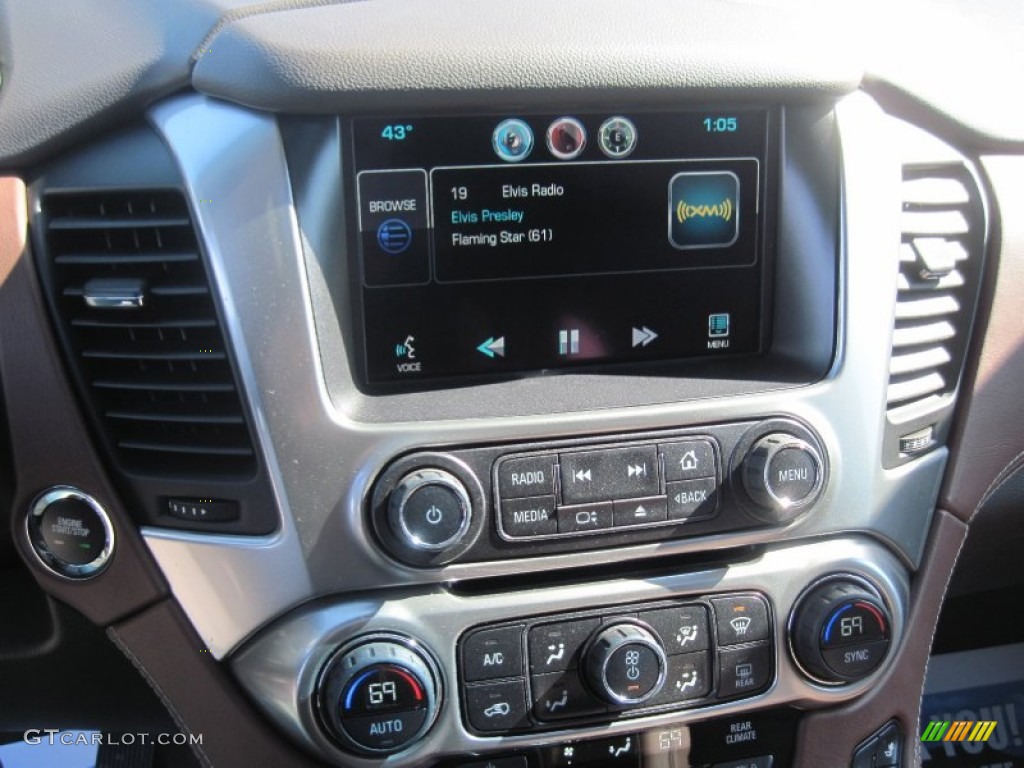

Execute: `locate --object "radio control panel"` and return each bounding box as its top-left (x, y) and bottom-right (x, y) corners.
top-left (370, 418), bottom-right (827, 567)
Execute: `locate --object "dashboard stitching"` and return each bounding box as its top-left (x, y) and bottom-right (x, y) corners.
top-left (193, 0), bottom-right (367, 62)
top-left (973, 448), bottom-right (1024, 519)
top-left (913, 451), bottom-right (1021, 767)
top-left (105, 627), bottom-right (214, 768)
top-left (914, 513), bottom-right (968, 768)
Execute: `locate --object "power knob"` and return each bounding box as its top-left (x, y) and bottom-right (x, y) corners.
top-left (318, 635), bottom-right (441, 755)
top-left (741, 432), bottom-right (824, 523)
top-left (583, 623), bottom-right (667, 706)
top-left (388, 469), bottom-right (472, 554)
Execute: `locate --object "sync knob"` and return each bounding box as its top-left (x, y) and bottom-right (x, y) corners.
top-left (318, 635), bottom-right (441, 755)
top-left (789, 578), bottom-right (893, 685)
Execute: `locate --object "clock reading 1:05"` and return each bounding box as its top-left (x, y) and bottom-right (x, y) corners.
top-left (704, 116), bottom-right (738, 133)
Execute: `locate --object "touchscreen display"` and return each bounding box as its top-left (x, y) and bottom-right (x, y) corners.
top-left (349, 110), bottom-right (772, 386)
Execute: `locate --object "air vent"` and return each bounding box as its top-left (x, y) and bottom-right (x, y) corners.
top-left (40, 190), bottom-right (257, 478)
top-left (885, 163), bottom-right (985, 462)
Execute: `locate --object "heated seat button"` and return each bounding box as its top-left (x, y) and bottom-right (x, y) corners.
top-left (465, 679), bottom-right (529, 733)
top-left (531, 671), bottom-right (604, 720)
top-left (497, 455), bottom-right (557, 499)
top-left (718, 644), bottom-right (772, 699)
top-left (639, 604), bottom-right (710, 653)
top-left (528, 618), bottom-right (600, 674)
top-left (661, 440), bottom-right (717, 481)
top-left (560, 446), bottom-right (660, 504)
top-left (712, 595), bottom-right (770, 645)
top-left (872, 722), bottom-right (902, 768)
top-left (500, 496), bottom-right (558, 538)
top-left (463, 625), bottom-right (524, 682)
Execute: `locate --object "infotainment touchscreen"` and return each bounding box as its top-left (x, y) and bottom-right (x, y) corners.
top-left (348, 109), bottom-right (773, 387)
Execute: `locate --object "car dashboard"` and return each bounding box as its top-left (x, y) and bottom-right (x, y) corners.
top-left (1, 2), bottom-right (1023, 768)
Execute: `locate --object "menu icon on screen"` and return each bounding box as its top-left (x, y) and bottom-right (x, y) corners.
top-left (668, 171), bottom-right (740, 250)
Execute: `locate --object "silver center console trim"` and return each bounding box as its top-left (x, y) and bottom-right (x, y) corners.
top-left (143, 91), bottom-right (936, 660)
top-left (231, 536), bottom-right (908, 766)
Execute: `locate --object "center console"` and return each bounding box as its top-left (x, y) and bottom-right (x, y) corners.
top-left (125, 86), bottom-right (946, 768)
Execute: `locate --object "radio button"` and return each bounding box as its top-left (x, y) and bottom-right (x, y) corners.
top-left (666, 478), bottom-right (718, 520)
top-left (501, 496), bottom-right (558, 538)
top-left (661, 439), bottom-right (717, 481)
top-left (463, 626), bottom-right (525, 682)
top-left (498, 455), bottom-right (557, 499)
top-left (712, 595), bottom-right (770, 646)
top-left (613, 497), bottom-right (668, 527)
top-left (560, 446), bottom-right (660, 505)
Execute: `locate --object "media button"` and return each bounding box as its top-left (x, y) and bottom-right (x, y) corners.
top-left (501, 496), bottom-right (558, 538)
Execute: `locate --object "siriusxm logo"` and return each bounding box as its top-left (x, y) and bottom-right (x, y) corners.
top-left (668, 171), bottom-right (740, 249)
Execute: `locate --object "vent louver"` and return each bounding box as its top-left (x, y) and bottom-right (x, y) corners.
top-left (886, 163), bottom-right (985, 445)
top-left (40, 190), bottom-right (257, 478)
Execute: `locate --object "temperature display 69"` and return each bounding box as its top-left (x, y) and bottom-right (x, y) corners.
top-left (341, 664), bottom-right (426, 717)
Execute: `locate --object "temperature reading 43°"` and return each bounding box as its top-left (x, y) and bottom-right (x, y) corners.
top-left (381, 124), bottom-right (414, 141)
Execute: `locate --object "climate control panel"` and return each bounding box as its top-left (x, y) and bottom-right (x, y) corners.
top-left (458, 592), bottom-right (774, 735)
top-left (370, 418), bottom-right (828, 567)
